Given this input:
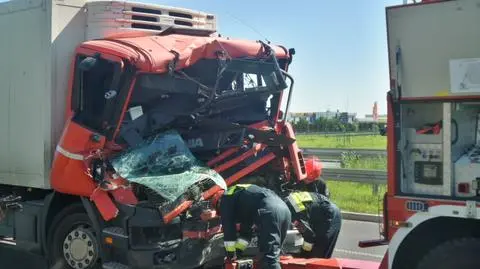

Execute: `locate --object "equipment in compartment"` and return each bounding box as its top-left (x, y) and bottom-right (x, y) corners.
top-left (414, 161), bottom-right (442, 185)
top-left (404, 143), bottom-right (444, 196)
top-left (454, 145), bottom-right (480, 198)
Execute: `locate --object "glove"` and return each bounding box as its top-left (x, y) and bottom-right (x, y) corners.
top-left (299, 241), bottom-right (314, 258)
top-left (293, 220), bottom-right (305, 233)
top-left (226, 250), bottom-right (236, 261)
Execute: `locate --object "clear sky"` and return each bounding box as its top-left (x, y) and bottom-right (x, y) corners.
top-left (0, 0), bottom-right (403, 116)
top-left (142, 0), bottom-right (402, 117)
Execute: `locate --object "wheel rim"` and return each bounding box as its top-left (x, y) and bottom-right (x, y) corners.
top-left (62, 225), bottom-right (99, 269)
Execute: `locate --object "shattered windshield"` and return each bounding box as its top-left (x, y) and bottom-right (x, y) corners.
top-left (110, 130), bottom-right (227, 202)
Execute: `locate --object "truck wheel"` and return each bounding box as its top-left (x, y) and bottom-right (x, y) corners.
top-left (416, 238), bottom-right (480, 269)
top-left (48, 204), bottom-right (101, 269)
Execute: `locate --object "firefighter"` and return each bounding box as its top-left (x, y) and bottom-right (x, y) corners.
top-left (284, 190), bottom-right (342, 259)
top-left (211, 184), bottom-right (291, 269)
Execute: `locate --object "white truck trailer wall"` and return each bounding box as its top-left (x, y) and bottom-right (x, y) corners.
top-left (387, 0), bottom-right (480, 98)
top-left (0, 0), bottom-right (87, 189)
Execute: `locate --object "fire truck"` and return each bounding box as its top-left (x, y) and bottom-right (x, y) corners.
top-left (358, 0), bottom-right (480, 268)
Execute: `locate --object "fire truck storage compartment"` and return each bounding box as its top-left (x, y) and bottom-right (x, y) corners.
top-left (386, 0), bottom-right (480, 99)
top-left (400, 101), bottom-right (480, 199)
top-left (451, 101), bottom-right (480, 199)
top-left (399, 102), bottom-right (448, 196)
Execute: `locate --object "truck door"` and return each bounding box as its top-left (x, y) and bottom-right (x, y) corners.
top-left (51, 51), bottom-right (124, 197)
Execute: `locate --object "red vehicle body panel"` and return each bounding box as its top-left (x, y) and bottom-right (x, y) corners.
top-left (80, 34), bottom-right (289, 73)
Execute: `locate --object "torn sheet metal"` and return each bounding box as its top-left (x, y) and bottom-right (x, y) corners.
top-left (82, 34), bottom-right (290, 73)
top-left (110, 130), bottom-right (227, 203)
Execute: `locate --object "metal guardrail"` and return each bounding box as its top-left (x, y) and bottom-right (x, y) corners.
top-left (301, 148), bottom-right (388, 194)
top-left (296, 132), bottom-right (379, 136)
top-left (322, 168), bottom-right (387, 184)
top-left (303, 148), bottom-right (387, 159)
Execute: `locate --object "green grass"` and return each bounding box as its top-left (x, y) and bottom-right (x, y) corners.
top-left (294, 134), bottom-right (388, 214)
top-left (340, 154), bottom-right (387, 170)
top-left (327, 181), bottom-right (386, 215)
top-left (328, 155), bottom-right (387, 214)
top-left (296, 134), bottom-right (386, 149)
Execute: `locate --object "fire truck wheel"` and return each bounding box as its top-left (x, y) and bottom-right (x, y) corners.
top-left (416, 237), bottom-right (480, 269)
top-left (47, 205), bottom-right (101, 269)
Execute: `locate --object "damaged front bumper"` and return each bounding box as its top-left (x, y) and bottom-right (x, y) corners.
top-left (101, 202), bottom-right (305, 269)
top-left (101, 203), bottom-right (226, 269)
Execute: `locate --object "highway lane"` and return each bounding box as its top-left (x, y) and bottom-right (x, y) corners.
top-left (0, 220), bottom-right (387, 268)
top-left (333, 220), bottom-right (387, 262)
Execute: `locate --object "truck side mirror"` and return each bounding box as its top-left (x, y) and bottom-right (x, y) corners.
top-left (78, 56), bottom-right (98, 71)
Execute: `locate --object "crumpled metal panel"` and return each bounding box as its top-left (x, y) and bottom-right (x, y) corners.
top-left (110, 130), bottom-right (227, 203)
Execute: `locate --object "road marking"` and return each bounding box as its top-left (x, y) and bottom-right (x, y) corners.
top-left (334, 248), bottom-right (384, 259)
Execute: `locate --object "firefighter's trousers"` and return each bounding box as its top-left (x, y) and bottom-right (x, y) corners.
top-left (303, 202), bottom-right (342, 259)
top-left (256, 195), bottom-right (292, 269)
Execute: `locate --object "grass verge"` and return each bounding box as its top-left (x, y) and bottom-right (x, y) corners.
top-left (296, 134), bottom-right (386, 149)
top-left (326, 181), bottom-right (386, 215)
top-left (327, 155), bottom-right (387, 214)
top-left (295, 133), bottom-right (388, 214)
top-left (340, 153), bottom-right (387, 170)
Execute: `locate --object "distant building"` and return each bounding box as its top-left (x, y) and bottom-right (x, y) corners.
top-left (286, 110), bottom-right (357, 124)
top-left (338, 112), bottom-right (357, 124)
top-left (314, 110), bottom-right (338, 119)
top-left (357, 114), bottom-right (388, 123)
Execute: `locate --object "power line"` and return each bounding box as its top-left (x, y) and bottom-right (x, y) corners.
top-left (223, 11), bottom-right (270, 43)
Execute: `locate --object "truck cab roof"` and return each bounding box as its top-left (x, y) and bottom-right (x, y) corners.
top-left (80, 33), bottom-right (291, 72)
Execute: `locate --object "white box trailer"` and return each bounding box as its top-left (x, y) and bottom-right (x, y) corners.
top-left (0, 0), bottom-right (216, 189)
top-left (387, 0), bottom-right (480, 99)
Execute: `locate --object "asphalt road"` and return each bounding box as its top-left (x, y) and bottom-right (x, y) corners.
top-left (0, 220), bottom-right (387, 269)
top-left (333, 220), bottom-right (387, 262)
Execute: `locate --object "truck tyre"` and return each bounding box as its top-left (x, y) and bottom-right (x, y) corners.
top-left (416, 238), bottom-right (480, 269)
top-left (47, 204), bottom-right (101, 269)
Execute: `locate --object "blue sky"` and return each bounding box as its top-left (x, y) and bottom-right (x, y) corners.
top-left (0, 0), bottom-right (402, 116)
top-left (145, 0), bottom-right (402, 117)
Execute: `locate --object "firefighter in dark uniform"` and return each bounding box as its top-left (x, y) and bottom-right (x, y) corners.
top-left (211, 184), bottom-right (291, 269)
top-left (284, 190), bottom-right (342, 258)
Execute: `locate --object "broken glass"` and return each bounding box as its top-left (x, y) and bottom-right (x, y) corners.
top-left (110, 130), bottom-right (227, 202)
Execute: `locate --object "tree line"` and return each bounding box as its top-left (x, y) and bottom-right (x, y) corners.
top-left (291, 117), bottom-right (386, 133)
